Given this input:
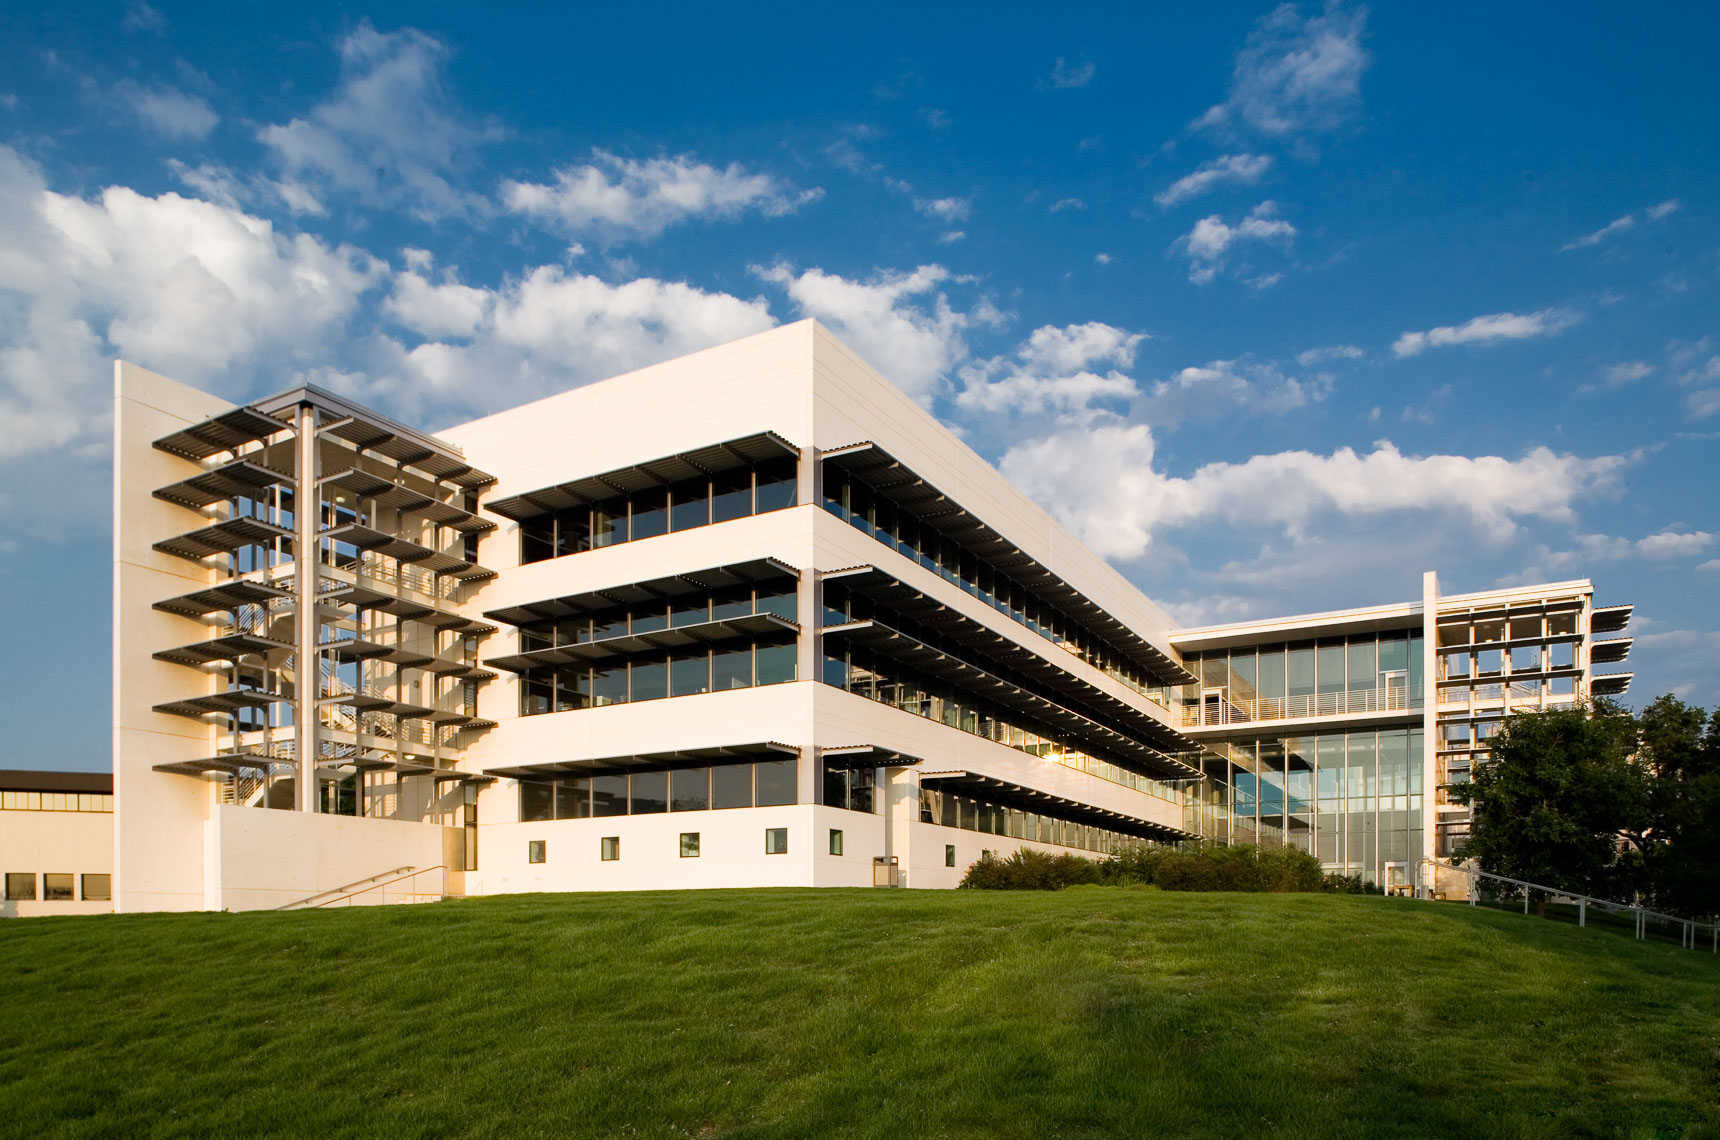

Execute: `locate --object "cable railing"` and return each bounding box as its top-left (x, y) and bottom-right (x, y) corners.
top-left (1415, 859), bottom-right (1718, 951)
top-left (1180, 684), bottom-right (1419, 727)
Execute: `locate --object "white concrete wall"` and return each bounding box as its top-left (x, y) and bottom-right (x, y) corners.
top-left (0, 808), bottom-right (114, 918)
top-left (212, 806), bottom-right (451, 911)
top-left (113, 361), bottom-right (234, 913)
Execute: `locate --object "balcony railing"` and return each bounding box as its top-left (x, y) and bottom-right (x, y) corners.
top-left (1180, 684), bottom-right (1419, 727)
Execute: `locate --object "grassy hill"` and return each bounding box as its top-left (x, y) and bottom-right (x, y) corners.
top-left (1, 889), bottom-right (1716, 1139)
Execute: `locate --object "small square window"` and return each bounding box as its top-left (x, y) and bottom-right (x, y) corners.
top-left (5, 873), bottom-right (35, 901)
top-left (765, 827), bottom-right (788, 855)
top-left (945, 844), bottom-right (956, 868)
top-left (81, 874), bottom-right (111, 901)
top-left (43, 874), bottom-right (73, 901)
top-left (527, 840), bottom-right (546, 864)
top-left (680, 832), bottom-right (700, 858)
top-left (828, 829), bottom-right (843, 856)
top-left (600, 836), bottom-right (620, 861)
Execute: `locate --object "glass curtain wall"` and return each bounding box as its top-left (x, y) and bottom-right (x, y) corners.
top-left (917, 786), bottom-right (1167, 856)
top-left (1182, 631), bottom-right (1424, 724)
top-left (1198, 727), bottom-right (1423, 883)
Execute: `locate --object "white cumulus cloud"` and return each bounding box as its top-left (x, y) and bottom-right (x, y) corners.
top-left (956, 322), bottom-right (1145, 417)
top-left (503, 150), bottom-right (821, 240)
top-left (1154, 153), bottom-right (1273, 208)
top-left (1174, 201), bottom-right (1296, 284)
top-left (114, 81), bottom-right (218, 140)
top-left (1194, 3), bottom-right (1370, 137)
top-left (1392, 308), bottom-right (1580, 357)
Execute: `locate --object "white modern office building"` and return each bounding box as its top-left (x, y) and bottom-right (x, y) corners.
top-left (111, 320), bottom-right (1631, 911)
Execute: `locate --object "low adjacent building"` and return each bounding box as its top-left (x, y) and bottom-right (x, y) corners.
top-left (1, 770), bottom-right (114, 917)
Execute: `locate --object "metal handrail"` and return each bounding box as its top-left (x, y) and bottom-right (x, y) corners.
top-left (1181, 684), bottom-right (1420, 727)
top-left (1415, 859), bottom-right (1718, 951)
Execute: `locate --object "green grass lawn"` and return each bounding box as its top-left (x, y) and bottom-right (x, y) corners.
top-left (1, 889), bottom-right (1716, 1140)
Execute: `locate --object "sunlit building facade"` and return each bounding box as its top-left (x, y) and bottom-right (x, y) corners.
top-left (109, 320), bottom-right (1632, 911)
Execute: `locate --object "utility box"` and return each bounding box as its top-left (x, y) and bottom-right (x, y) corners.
top-left (872, 856), bottom-right (900, 888)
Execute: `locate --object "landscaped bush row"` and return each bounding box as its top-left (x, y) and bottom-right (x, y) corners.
top-left (958, 842), bottom-right (1382, 892)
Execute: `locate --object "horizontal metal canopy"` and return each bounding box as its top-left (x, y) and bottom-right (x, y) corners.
top-left (317, 638), bottom-right (436, 669)
top-left (153, 407), bottom-right (285, 461)
top-left (1592, 604), bottom-right (1633, 634)
top-left (153, 633), bottom-right (292, 667)
top-left (485, 557), bottom-right (799, 626)
top-left (919, 769), bottom-right (1192, 841)
top-left (320, 693), bottom-right (434, 719)
top-left (1592, 672), bottom-right (1633, 695)
top-left (820, 745), bottom-right (925, 770)
top-left (152, 689), bottom-right (291, 720)
top-left (154, 460), bottom-right (293, 510)
top-left (154, 579), bottom-right (291, 619)
top-left (152, 750), bottom-right (278, 776)
top-left (825, 565), bottom-right (1193, 757)
top-left (485, 431), bottom-right (799, 521)
top-left (822, 442), bottom-right (1193, 688)
top-left (321, 522), bottom-right (433, 563)
top-left (486, 741), bottom-right (798, 779)
top-left (420, 661), bottom-right (496, 681)
top-left (1590, 638), bottom-right (1632, 664)
top-left (485, 612), bottom-right (797, 673)
top-left (153, 517), bottom-right (292, 562)
top-left (350, 754), bottom-right (494, 780)
top-left (824, 618), bottom-right (1198, 780)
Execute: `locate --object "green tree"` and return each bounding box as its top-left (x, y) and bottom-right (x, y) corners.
top-left (1450, 700), bottom-right (1647, 911)
top-left (1638, 695), bottom-right (1720, 918)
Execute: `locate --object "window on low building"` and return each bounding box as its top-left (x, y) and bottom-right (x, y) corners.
top-left (5, 873), bottom-right (35, 900)
top-left (81, 874), bottom-right (110, 901)
top-left (828, 829), bottom-right (843, 856)
top-left (680, 832), bottom-right (700, 858)
top-left (765, 828), bottom-right (788, 855)
top-left (945, 845), bottom-right (957, 867)
top-left (600, 836), bottom-right (620, 861)
top-left (527, 840), bottom-right (546, 864)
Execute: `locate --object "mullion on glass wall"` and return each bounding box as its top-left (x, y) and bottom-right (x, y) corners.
top-left (520, 758), bottom-right (798, 821)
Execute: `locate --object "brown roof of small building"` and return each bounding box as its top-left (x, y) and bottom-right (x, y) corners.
top-left (0, 769), bottom-right (112, 794)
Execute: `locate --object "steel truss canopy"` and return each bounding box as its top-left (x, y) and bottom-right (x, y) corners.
top-left (486, 741), bottom-right (799, 779)
top-left (824, 616), bottom-right (1198, 780)
top-left (152, 751), bottom-right (277, 776)
top-left (321, 468), bottom-right (496, 534)
top-left (154, 460), bottom-right (293, 510)
top-left (317, 638), bottom-right (435, 669)
top-left (152, 689), bottom-right (291, 720)
top-left (317, 583), bottom-right (496, 635)
top-left (1590, 638), bottom-right (1633, 664)
top-left (821, 442), bottom-right (1194, 689)
top-left (154, 580), bottom-right (291, 619)
top-left (825, 565), bottom-right (1194, 757)
top-left (320, 523), bottom-right (495, 581)
top-left (1592, 604), bottom-right (1633, 634)
top-left (919, 770), bottom-right (1193, 841)
top-left (153, 633), bottom-right (292, 667)
top-left (153, 407), bottom-right (286, 460)
top-left (1592, 673), bottom-right (1634, 695)
top-left (484, 558), bottom-right (799, 626)
top-left (485, 431), bottom-right (800, 521)
top-left (819, 745), bottom-right (925, 769)
top-left (486, 613), bottom-right (798, 673)
top-left (153, 517), bottom-right (292, 563)
top-left (252, 383), bottom-right (495, 489)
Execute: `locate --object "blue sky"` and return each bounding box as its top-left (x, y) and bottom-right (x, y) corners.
top-left (2, 2), bottom-right (1716, 771)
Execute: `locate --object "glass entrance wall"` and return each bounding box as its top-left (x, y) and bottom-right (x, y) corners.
top-left (1196, 727), bottom-right (1424, 885)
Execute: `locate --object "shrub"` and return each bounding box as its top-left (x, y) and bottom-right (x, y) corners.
top-left (1101, 842), bottom-right (1326, 893)
top-left (959, 848), bottom-right (1101, 890)
top-left (1319, 873), bottom-right (1384, 895)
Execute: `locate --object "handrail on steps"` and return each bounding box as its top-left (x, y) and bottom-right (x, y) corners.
top-left (275, 864), bottom-right (446, 911)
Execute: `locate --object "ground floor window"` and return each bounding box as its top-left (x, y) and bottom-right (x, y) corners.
top-left (42, 874), bottom-right (73, 901)
top-left (919, 787), bottom-right (1157, 856)
top-left (945, 844), bottom-right (956, 867)
top-left (4, 873), bottom-right (34, 901)
top-left (528, 840), bottom-right (546, 864)
top-left (828, 829), bottom-right (843, 855)
top-left (81, 874), bottom-right (110, 901)
top-left (600, 836), bottom-right (620, 861)
top-left (765, 828), bottom-right (788, 854)
top-left (680, 832), bottom-right (700, 858)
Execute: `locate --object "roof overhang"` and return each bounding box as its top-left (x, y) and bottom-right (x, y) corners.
top-left (486, 741), bottom-right (799, 779)
top-left (485, 431), bottom-right (799, 522)
top-left (821, 441), bottom-right (1191, 687)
